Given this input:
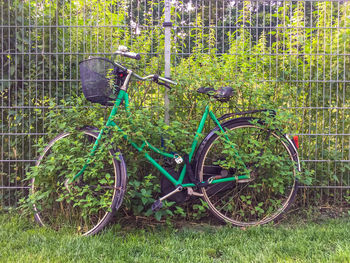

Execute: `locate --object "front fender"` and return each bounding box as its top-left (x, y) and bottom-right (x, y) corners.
top-left (81, 126), bottom-right (128, 210)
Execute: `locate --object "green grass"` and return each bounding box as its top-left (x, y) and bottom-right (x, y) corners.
top-left (1, 213), bottom-right (350, 263)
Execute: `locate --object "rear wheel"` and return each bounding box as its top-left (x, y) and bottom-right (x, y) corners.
top-left (196, 118), bottom-right (298, 226)
top-left (29, 129), bottom-right (127, 235)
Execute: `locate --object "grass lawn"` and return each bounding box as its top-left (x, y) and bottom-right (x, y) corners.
top-left (1, 213), bottom-right (350, 263)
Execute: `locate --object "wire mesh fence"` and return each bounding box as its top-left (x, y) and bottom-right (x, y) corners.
top-left (1, 0), bottom-right (350, 209)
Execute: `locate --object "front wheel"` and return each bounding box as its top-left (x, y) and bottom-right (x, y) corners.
top-left (29, 129), bottom-right (127, 236)
top-left (195, 118), bottom-right (299, 226)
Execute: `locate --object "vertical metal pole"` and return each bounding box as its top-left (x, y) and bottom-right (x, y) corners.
top-left (164, 0), bottom-right (171, 124)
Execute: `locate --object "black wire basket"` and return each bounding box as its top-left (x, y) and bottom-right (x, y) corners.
top-left (79, 58), bottom-right (127, 106)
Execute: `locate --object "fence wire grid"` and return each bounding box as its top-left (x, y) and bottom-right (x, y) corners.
top-left (1, 0), bottom-right (350, 208)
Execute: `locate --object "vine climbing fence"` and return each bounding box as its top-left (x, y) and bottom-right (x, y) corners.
top-left (1, 0), bottom-right (350, 210)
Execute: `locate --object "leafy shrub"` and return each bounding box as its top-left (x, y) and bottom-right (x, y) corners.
top-left (20, 55), bottom-right (313, 225)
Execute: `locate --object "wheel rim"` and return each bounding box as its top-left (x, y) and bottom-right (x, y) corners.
top-left (199, 124), bottom-right (297, 226)
top-left (31, 131), bottom-right (119, 235)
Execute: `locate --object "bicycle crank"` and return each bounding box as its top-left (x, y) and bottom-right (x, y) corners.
top-left (64, 178), bottom-right (72, 193)
top-left (151, 186), bottom-right (183, 212)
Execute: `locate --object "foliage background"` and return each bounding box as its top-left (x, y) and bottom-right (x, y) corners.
top-left (1, 0), bottom-right (350, 216)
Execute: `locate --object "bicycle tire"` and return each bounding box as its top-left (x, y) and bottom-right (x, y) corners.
top-left (195, 118), bottom-right (299, 226)
top-left (30, 129), bottom-right (127, 236)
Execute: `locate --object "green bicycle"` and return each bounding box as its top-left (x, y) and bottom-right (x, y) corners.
top-left (29, 48), bottom-right (301, 236)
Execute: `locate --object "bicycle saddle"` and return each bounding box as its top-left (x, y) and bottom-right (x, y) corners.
top-left (197, 87), bottom-right (234, 102)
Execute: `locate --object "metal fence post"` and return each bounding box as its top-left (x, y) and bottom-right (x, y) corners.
top-left (164, 0), bottom-right (171, 124)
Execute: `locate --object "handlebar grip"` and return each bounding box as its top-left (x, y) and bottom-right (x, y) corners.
top-left (153, 75), bottom-right (172, 90)
top-left (162, 82), bottom-right (172, 90)
top-left (116, 51), bottom-right (141, 60)
top-left (158, 76), bottom-right (177, 86)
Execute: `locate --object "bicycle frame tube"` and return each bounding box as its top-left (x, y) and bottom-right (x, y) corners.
top-left (175, 105), bottom-right (209, 185)
top-left (179, 107), bottom-right (250, 187)
top-left (70, 90), bottom-right (126, 183)
top-left (72, 90), bottom-right (249, 187)
top-left (140, 105), bottom-right (249, 187)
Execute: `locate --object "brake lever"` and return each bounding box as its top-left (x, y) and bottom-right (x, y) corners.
top-left (159, 81), bottom-right (172, 90)
top-left (152, 75), bottom-right (172, 89)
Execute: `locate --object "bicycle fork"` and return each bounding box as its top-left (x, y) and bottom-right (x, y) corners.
top-left (68, 90), bottom-right (127, 185)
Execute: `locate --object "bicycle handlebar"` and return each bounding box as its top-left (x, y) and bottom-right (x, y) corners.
top-left (113, 49), bottom-right (177, 89)
top-left (115, 50), bottom-right (141, 60)
top-left (132, 73), bottom-right (177, 89)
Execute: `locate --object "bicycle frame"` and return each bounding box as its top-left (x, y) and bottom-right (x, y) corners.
top-left (71, 73), bottom-right (250, 188)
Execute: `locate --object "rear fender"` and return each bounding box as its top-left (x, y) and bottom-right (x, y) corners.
top-left (285, 134), bottom-right (301, 172)
top-left (193, 117), bottom-right (301, 180)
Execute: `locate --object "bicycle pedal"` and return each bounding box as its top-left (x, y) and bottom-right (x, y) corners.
top-left (237, 176), bottom-right (255, 183)
top-left (151, 199), bottom-right (163, 212)
top-left (237, 178), bottom-right (254, 183)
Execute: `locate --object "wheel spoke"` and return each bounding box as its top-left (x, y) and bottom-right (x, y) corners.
top-left (30, 130), bottom-right (125, 235)
top-left (198, 121), bottom-right (297, 226)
